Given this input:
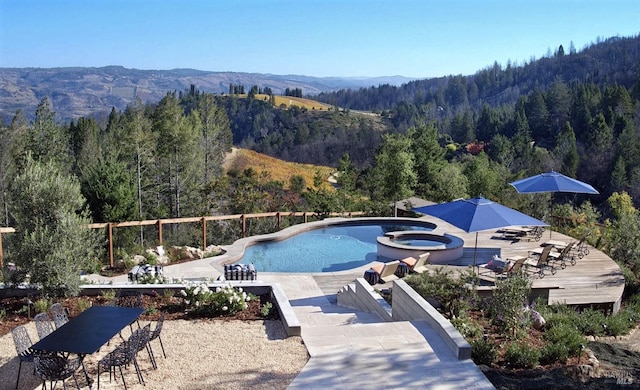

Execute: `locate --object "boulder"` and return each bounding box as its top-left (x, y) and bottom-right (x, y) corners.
top-left (531, 309), bottom-right (546, 330)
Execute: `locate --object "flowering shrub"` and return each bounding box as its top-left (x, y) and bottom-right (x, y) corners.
top-left (180, 282), bottom-right (252, 316)
top-left (137, 274), bottom-right (169, 285)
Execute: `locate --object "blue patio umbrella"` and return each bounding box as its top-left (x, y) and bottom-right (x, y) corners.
top-left (413, 196), bottom-right (548, 267)
top-left (509, 171), bottom-right (599, 237)
top-left (509, 171), bottom-right (599, 195)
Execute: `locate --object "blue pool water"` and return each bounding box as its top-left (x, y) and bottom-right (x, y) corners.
top-left (241, 222), bottom-right (433, 272)
top-left (394, 238), bottom-right (446, 247)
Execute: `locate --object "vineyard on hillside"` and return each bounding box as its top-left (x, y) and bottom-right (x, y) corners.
top-left (224, 148), bottom-right (335, 191)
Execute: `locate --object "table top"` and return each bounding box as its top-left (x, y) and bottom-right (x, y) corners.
top-left (31, 305), bottom-right (145, 355)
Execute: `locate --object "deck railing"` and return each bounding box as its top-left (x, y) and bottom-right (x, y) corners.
top-left (0, 211), bottom-right (365, 268)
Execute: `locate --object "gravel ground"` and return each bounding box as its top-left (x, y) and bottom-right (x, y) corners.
top-left (0, 319), bottom-right (309, 390)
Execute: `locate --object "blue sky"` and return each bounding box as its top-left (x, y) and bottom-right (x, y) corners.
top-left (1, 0), bottom-right (639, 78)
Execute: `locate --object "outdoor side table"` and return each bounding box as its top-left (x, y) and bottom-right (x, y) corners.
top-left (395, 262), bottom-right (409, 278)
top-left (364, 269), bottom-right (380, 285)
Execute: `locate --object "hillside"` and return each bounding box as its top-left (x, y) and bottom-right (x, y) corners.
top-left (223, 148), bottom-right (335, 191)
top-left (0, 66), bottom-right (412, 123)
top-left (236, 94), bottom-right (334, 111)
top-left (316, 34), bottom-right (640, 112)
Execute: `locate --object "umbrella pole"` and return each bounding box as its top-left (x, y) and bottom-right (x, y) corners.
top-left (549, 194), bottom-right (553, 239)
top-left (473, 232), bottom-right (479, 287)
top-left (473, 232), bottom-right (479, 270)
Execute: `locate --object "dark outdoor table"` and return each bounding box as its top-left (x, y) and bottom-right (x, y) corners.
top-left (31, 305), bottom-right (145, 355)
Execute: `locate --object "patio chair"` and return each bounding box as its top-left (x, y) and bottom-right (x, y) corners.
top-left (526, 245), bottom-right (556, 278)
top-left (572, 237), bottom-right (590, 258)
top-left (400, 252), bottom-right (430, 274)
top-left (369, 260), bottom-right (401, 283)
top-left (148, 312), bottom-right (167, 361)
top-left (33, 352), bottom-right (82, 390)
top-left (97, 324), bottom-right (151, 389)
top-left (50, 302), bottom-right (69, 329)
top-left (11, 325), bottom-right (36, 390)
top-left (550, 241), bottom-right (576, 269)
top-left (35, 312), bottom-right (55, 340)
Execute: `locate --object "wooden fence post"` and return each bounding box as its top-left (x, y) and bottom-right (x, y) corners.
top-left (108, 223), bottom-right (114, 268)
top-left (157, 220), bottom-right (163, 246)
top-left (241, 215), bottom-right (246, 237)
top-left (202, 217), bottom-right (207, 250)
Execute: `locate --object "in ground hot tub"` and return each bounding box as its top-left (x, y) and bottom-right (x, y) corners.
top-left (376, 231), bottom-right (464, 264)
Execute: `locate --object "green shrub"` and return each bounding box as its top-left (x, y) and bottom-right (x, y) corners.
top-left (168, 247), bottom-right (190, 264)
top-left (102, 289), bottom-right (116, 301)
top-left (122, 256), bottom-right (136, 271)
top-left (539, 342), bottom-right (571, 365)
top-left (504, 341), bottom-right (540, 369)
top-left (542, 322), bottom-right (586, 364)
top-left (603, 314), bottom-right (633, 336)
top-left (451, 317), bottom-right (483, 339)
top-left (488, 273), bottom-right (532, 339)
top-left (143, 252), bottom-right (158, 265)
top-left (471, 338), bottom-right (496, 366)
top-left (33, 298), bottom-right (49, 314)
top-left (405, 267), bottom-right (475, 319)
top-left (261, 302), bottom-right (273, 317)
top-left (572, 308), bottom-right (606, 336)
top-left (77, 298), bottom-right (92, 312)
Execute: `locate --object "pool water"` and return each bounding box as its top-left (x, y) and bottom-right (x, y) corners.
top-left (241, 223), bottom-right (433, 272)
top-left (394, 238), bottom-right (446, 247)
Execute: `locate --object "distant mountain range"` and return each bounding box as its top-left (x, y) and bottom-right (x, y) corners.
top-left (0, 66), bottom-right (415, 122)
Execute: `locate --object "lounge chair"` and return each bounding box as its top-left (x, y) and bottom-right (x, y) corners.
top-left (526, 246), bottom-right (556, 278)
top-left (550, 241), bottom-right (576, 268)
top-left (400, 252), bottom-right (430, 274)
top-left (572, 237), bottom-right (590, 258)
top-left (369, 260), bottom-right (401, 283)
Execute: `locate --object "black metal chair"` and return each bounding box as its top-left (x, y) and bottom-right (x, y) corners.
top-left (134, 323), bottom-right (156, 370)
top-left (148, 312), bottom-right (167, 361)
top-left (35, 312), bottom-right (55, 340)
top-left (97, 324), bottom-right (151, 389)
top-left (11, 325), bottom-right (36, 390)
top-left (49, 303), bottom-right (69, 329)
top-left (33, 352), bottom-right (82, 390)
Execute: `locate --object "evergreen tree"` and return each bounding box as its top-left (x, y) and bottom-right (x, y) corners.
top-left (194, 93), bottom-right (232, 185)
top-left (25, 98), bottom-right (69, 168)
top-left (408, 123), bottom-right (446, 198)
top-left (153, 92), bottom-right (203, 218)
top-left (554, 121), bottom-right (579, 177)
top-left (464, 152), bottom-right (501, 198)
top-left (81, 157), bottom-right (137, 223)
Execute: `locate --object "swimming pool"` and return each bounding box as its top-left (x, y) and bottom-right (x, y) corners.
top-left (229, 218), bottom-right (444, 273)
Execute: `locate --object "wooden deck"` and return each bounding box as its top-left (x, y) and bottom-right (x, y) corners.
top-left (461, 227), bottom-right (623, 312)
top-left (314, 216), bottom-right (625, 313)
